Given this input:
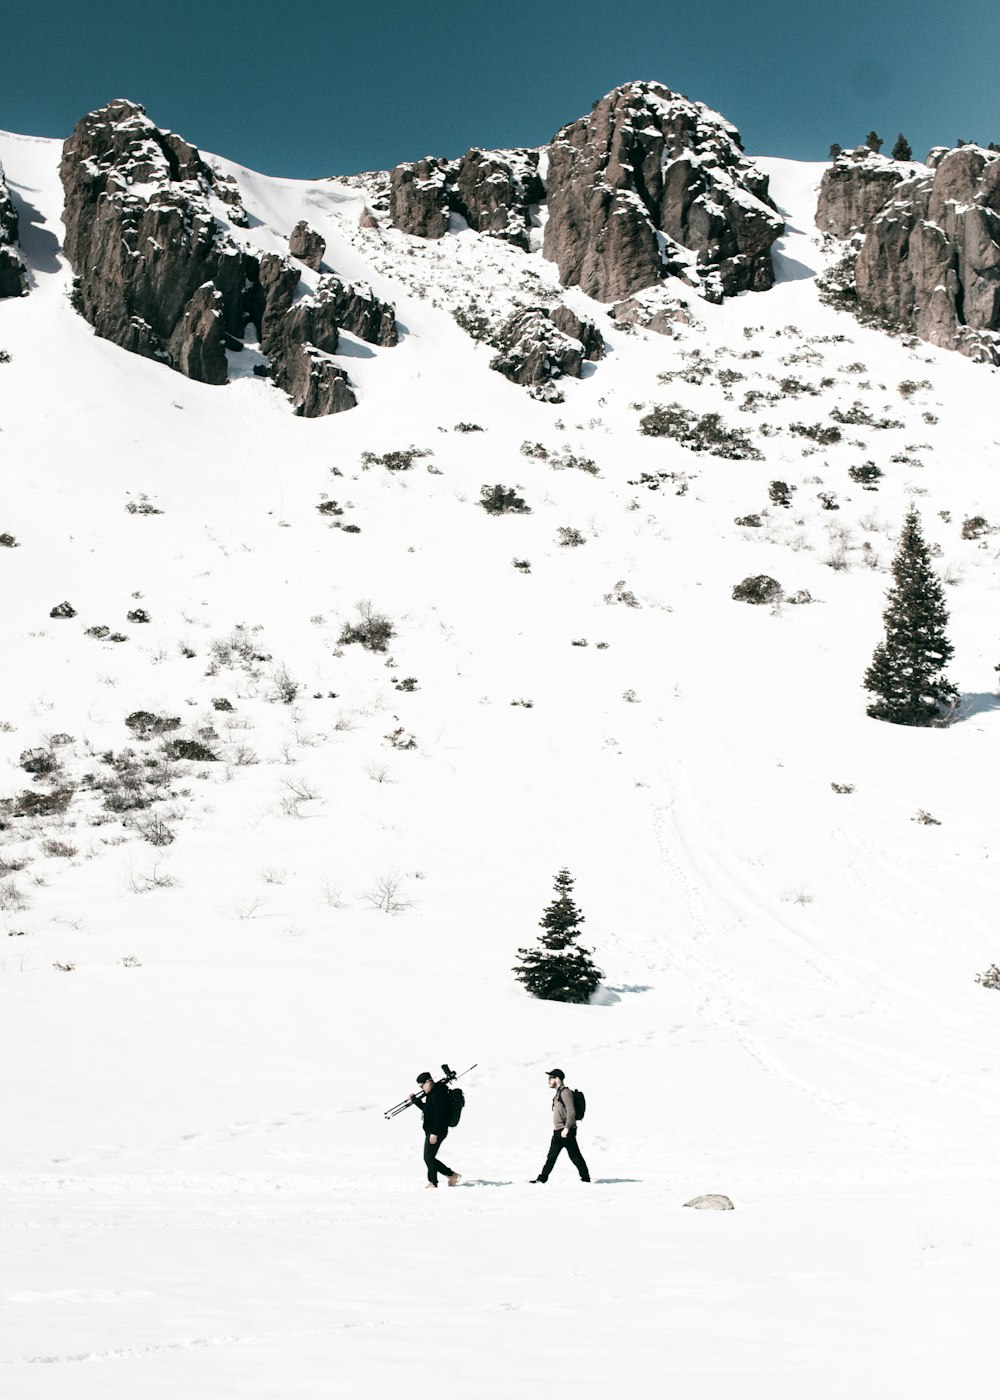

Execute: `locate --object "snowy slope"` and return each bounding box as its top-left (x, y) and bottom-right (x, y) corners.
top-left (1, 129), bottom-right (999, 1400)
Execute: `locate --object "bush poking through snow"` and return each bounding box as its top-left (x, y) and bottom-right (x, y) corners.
top-left (604, 580), bottom-right (640, 608)
top-left (556, 526), bottom-right (586, 547)
top-left (975, 964), bottom-right (1000, 990)
top-left (339, 601), bottom-right (395, 653)
top-left (0, 532), bottom-right (18, 547)
top-left (768, 481), bottom-right (795, 508)
top-left (732, 575), bottom-right (783, 605)
top-left (49, 601), bottom-right (77, 619)
top-left (638, 402), bottom-right (761, 459)
top-left (360, 446), bottom-right (431, 472)
top-left (480, 484), bottom-right (531, 515)
top-left (125, 712), bottom-right (181, 740)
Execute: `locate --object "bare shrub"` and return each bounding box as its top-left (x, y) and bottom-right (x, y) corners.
top-left (339, 601), bottom-right (395, 653)
top-left (364, 872), bottom-right (410, 913)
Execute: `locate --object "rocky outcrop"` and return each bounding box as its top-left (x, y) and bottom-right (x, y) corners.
top-left (60, 100), bottom-right (398, 414)
top-left (854, 145), bottom-right (1000, 363)
top-left (683, 1194), bottom-right (734, 1211)
top-left (543, 82), bottom-right (783, 303)
top-left (389, 158), bottom-right (450, 239)
top-left (450, 149), bottom-right (542, 250)
top-left (816, 148), bottom-right (913, 238)
top-left (289, 220), bottom-right (325, 270)
top-left (610, 293), bottom-right (692, 336)
top-left (389, 149), bottom-right (541, 249)
top-left (325, 276), bottom-right (398, 346)
top-left (550, 305), bottom-right (604, 360)
top-left (489, 305), bottom-right (602, 389)
top-left (0, 161), bottom-right (29, 297)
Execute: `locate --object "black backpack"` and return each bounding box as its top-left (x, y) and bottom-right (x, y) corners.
top-left (572, 1088), bottom-right (586, 1121)
top-left (446, 1086), bottom-right (465, 1127)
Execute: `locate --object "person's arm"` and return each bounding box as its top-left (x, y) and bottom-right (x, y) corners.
top-left (560, 1087), bottom-right (576, 1136)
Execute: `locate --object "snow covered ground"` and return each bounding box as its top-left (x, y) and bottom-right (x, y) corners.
top-left (1, 130), bottom-right (998, 1398)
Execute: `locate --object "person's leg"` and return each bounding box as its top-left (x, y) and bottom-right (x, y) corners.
top-left (535, 1131), bottom-right (565, 1182)
top-left (564, 1130), bottom-right (590, 1181)
top-left (424, 1129), bottom-right (451, 1184)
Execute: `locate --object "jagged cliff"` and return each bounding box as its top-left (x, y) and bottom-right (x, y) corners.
top-left (60, 100), bottom-right (398, 414)
top-left (818, 144), bottom-right (1000, 364)
top-left (0, 161), bottom-right (28, 298)
top-left (387, 83), bottom-right (782, 306)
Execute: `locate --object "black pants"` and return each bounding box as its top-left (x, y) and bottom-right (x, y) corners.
top-left (538, 1128), bottom-right (589, 1182)
top-left (423, 1129), bottom-right (453, 1184)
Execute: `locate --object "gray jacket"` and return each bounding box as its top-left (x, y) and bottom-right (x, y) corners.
top-left (552, 1085), bottom-right (577, 1132)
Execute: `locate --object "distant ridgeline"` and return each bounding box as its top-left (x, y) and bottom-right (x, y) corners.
top-left (32, 83), bottom-right (1000, 414)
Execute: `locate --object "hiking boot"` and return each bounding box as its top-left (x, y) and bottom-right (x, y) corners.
top-left (530, 1177), bottom-right (547, 1184)
top-left (425, 1182), bottom-right (437, 1189)
top-left (447, 1173), bottom-right (462, 1187)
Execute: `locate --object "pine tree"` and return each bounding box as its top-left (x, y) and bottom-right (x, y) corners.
top-left (865, 130), bottom-right (884, 154)
top-left (863, 507), bottom-right (957, 725)
top-left (512, 868), bottom-right (602, 1004)
top-left (891, 132), bottom-right (913, 161)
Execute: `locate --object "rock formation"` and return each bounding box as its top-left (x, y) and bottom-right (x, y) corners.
top-left (815, 148), bottom-right (913, 239)
top-left (489, 305), bottom-right (603, 388)
top-left (543, 82), bottom-right (782, 303)
top-left (389, 158), bottom-right (451, 239)
top-left (0, 161), bottom-right (28, 298)
top-left (683, 1194), bottom-right (734, 1210)
top-left (387, 83), bottom-right (781, 305)
top-left (390, 148), bottom-right (542, 249)
top-left (60, 100), bottom-right (398, 414)
top-left (289, 220), bottom-right (326, 270)
top-left (849, 146), bottom-right (1000, 364)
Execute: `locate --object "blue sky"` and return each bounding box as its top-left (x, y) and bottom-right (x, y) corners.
top-left (3, 0), bottom-right (998, 176)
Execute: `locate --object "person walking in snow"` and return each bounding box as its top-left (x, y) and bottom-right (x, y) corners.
top-left (530, 1068), bottom-right (590, 1184)
top-left (409, 1071), bottom-right (461, 1189)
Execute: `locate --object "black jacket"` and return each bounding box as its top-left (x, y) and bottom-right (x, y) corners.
top-left (416, 1081), bottom-right (451, 1136)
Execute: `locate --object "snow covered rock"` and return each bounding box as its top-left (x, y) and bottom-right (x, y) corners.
top-left (60, 99), bottom-right (256, 384)
top-left (815, 148), bottom-right (913, 238)
top-left (855, 145), bottom-right (1000, 364)
top-left (289, 219), bottom-right (326, 270)
top-left (489, 305), bottom-right (601, 388)
top-left (683, 1194), bottom-right (735, 1210)
top-left (542, 81), bottom-right (783, 303)
top-left (60, 100), bottom-right (396, 414)
top-left (0, 161), bottom-right (28, 298)
top-left (389, 157), bottom-right (451, 239)
top-left (389, 148), bottom-right (541, 249)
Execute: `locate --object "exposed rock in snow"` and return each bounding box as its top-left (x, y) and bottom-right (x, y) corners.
top-left (543, 81), bottom-right (783, 303)
top-left (289, 219), bottom-right (326, 270)
top-left (815, 148), bottom-right (914, 239)
top-left (389, 148), bottom-right (542, 250)
top-left (855, 145), bottom-right (1000, 364)
top-left (488, 305), bottom-right (601, 388)
top-left (683, 1194), bottom-right (735, 1210)
top-left (0, 160), bottom-right (28, 298)
top-left (60, 100), bottom-right (396, 413)
top-left (389, 157), bottom-right (451, 239)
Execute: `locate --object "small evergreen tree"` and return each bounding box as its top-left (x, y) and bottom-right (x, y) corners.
top-left (513, 868), bottom-right (601, 1004)
top-left (891, 132), bottom-right (912, 161)
top-left (829, 142), bottom-right (843, 161)
top-left (865, 130), bottom-right (884, 153)
top-left (863, 507), bottom-right (957, 725)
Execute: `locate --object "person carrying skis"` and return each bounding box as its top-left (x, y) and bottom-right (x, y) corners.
top-left (531, 1068), bottom-right (590, 1183)
top-left (409, 1072), bottom-right (461, 1189)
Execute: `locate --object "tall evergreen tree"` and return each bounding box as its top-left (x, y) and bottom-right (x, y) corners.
top-left (864, 507), bottom-right (957, 725)
top-left (513, 869), bottom-right (602, 1004)
top-left (891, 132), bottom-right (913, 161)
